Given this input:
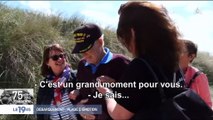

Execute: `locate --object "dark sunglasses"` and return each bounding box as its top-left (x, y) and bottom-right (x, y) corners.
top-left (49, 53), bottom-right (65, 61)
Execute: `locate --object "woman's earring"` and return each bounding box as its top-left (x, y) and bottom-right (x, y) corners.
top-left (47, 65), bottom-right (50, 69)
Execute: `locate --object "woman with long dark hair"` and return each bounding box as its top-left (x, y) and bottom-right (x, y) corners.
top-left (97, 2), bottom-right (185, 119)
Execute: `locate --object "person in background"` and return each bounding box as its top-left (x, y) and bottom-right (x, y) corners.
top-left (70, 23), bottom-right (130, 120)
top-left (37, 44), bottom-right (77, 120)
top-left (179, 39), bottom-right (212, 107)
top-left (96, 1), bottom-right (185, 119)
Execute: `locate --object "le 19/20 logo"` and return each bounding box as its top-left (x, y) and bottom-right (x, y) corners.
top-left (13, 106), bottom-right (31, 113)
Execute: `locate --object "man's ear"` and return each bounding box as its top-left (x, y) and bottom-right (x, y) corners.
top-left (97, 36), bottom-right (104, 47)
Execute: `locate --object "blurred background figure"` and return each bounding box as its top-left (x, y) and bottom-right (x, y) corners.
top-left (179, 39), bottom-right (212, 107)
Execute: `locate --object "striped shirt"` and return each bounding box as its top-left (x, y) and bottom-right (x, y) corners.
top-left (50, 90), bottom-right (77, 120)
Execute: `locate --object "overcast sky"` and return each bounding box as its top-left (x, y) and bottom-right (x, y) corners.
top-left (4, 1), bottom-right (213, 54)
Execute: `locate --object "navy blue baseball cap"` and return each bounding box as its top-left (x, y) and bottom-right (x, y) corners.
top-left (72, 23), bottom-right (102, 53)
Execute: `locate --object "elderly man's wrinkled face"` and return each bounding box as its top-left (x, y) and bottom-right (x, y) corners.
top-left (82, 39), bottom-right (103, 65)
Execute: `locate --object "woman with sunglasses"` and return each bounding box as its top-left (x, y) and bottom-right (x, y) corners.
top-left (37, 44), bottom-right (77, 120)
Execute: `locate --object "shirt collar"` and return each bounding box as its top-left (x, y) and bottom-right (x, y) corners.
top-left (85, 47), bottom-right (113, 67)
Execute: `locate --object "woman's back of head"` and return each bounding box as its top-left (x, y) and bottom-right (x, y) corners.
top-left (117, 1), bottom-right (182, 73)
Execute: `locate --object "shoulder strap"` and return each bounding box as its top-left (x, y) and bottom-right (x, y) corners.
top-left (139, 58), bottom-right (167, 102)
top-left (187, 71), bottom-right (202, 88)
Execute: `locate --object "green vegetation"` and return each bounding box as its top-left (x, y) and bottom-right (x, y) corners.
top-left (0, 2), bottom-right (212, 120)
top-left (0, 3), bottom-right (127, 119)
top-left (193, 52), bottom-right (213, 85)
top-left (0, 3), bottom-right (127, 88)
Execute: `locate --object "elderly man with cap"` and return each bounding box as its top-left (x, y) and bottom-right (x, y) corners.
top-left (70, 23), bottom-right (130, 120)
